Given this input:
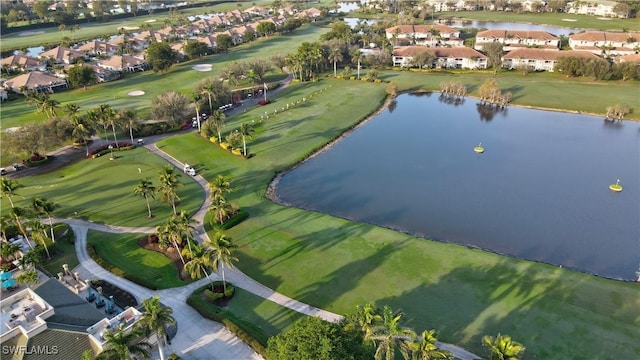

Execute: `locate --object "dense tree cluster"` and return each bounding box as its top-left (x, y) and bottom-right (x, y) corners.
top-left (555, 56), bottom-right (639, 80)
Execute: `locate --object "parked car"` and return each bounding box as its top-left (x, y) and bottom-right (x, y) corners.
top-left (0, 168), bottom-right (6, 176)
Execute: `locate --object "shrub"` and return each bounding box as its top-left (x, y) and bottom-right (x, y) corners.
top-left (25, 154), bottom-right (52, 167)
top-left (215, 209), bottom-right (249, 231)
top-left (187, 286), bottom-right (267, 356)
top-left (88, 142), bottom-right (135, 158)
top-left (209, 136), bottom-right (218, 143)
top-left (219, 142), bottom-right (231, 150)
top-left (205, 289), bottom-right (224, 301)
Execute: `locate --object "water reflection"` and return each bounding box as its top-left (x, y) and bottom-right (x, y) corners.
top-left (476, 103), bottom-right (508, 121)
top-left (438, 94), bottom-right (466, 107)
top-left (275, 94), bottom-right (640, 280)
top-left (437, 19), bottom-right (579, 37)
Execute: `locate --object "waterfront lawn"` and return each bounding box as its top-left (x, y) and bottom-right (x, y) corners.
top-left (2, 147), bottom-right (204, 227)
top-left (159, 78), bottom-right (640, 359)
top-left (86, 230), bottom-right (191, 289)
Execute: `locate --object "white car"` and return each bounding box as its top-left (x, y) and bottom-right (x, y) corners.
top-left (184, 164), bottom-right (196, 176)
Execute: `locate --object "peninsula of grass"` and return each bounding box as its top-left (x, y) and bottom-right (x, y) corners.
top-left (86, 230), bottom-right (192, 289)
top-left (158, 78), bottom-right (640, 359)
top-left (0, 147), bottom-right (204, 227)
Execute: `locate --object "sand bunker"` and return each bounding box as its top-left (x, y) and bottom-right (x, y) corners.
top-left (118, 26), bottom-right (140, 31)
top-left (192, 64), bottom-right (213, 72)
top-left (145, 19), bottom-right (157, 23)
top-left (561, 18), bottom-right (578, 22)
top-left (19, 31), bottom-right (45, 36)
top-left (128, 90), bottom-right (145, 96)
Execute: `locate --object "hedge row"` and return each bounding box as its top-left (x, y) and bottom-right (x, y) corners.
top-left (214, 209), bottom-right (249, 231)
top-left (89, 143), bottom-right (135, 158)
top-left (87, 244), bottom-right (159, 290)
top-left (187, 285), bottom-right (267, 356)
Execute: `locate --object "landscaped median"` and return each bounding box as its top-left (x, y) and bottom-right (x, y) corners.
top-left (187, 283), bottom-right (306, 358)
top-left (158, 78), bottom-right (640, 359)
top-left (86, 230), bottom-right (194, 290)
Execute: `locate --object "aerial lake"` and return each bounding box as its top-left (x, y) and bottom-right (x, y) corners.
top-left (274, 93), bottom-right (640, 280)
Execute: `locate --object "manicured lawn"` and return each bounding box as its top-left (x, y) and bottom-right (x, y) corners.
top-left (0, 24), bottom-right (329, 130)
top-left (86, 230), bottom-right (191, 289)
top-left (2, 147), bottom-right (204, 227)
top-left (40, 223), bottom-right (79, 276)
top-left (158, 78), bottom-right (640, 359)
top-left (434, 10), bottom-right (640, 32)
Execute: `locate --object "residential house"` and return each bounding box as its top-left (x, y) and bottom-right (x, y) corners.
top-left (278, 5), bottom-right (296, 16)
top-left (295, 7), bottom-right (322, 20)
top-left (196, 35), bottom-right (217, 49)
top-left (475, 30), bottom-right (560, 51)
top-left (244, 5), bottom-right (268, 17)
top-left (227, 9), bottom-right (248, 23)
top-left (566, 0), bottom-right (621, 17)
top-left (133, 30), bottom-right (164, 44)
top-left (392, 46), bottom-right (488, 69)
top-left (98, 55), bottom-right (147, 72)
top-left (569, 31), bottom-right (640, 56)
top-left (614, 53), bottom-right (640, 64)
top-left (3, 71), bottom-right (68, 93)
top-left (77, 41), bottom-right (120, 57)
top-left (39, 46), bottom-right (86, 64)
top-left (0, 279), bottom-right (148, 360)
top-left (386, 24), bottom-right (463, 47)
top-left (1, 55), bottom-right (47, 72)
top-left (502, 48), bottom-right (602, 71)
top-left (424, 0), bottom-right (468, 12)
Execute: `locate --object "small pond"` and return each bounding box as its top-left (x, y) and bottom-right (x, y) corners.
top-left (437, 19), bottom-right (580, 37)
top-left (275, 93), bottom-right (640, 280)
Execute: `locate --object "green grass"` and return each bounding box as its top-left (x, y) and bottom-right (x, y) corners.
top-left (434, 10), bottom-right (640, 32)
top-left (1, 147), bottom-right (205, 227)
top-left (0, 24), bottom-right (330, 131)
top-left (158, 78), bottom-right (640, 359)
top-left (40, 223), bottom-right (79, 276)
top-left (86, 230), bottom-right (191, 289)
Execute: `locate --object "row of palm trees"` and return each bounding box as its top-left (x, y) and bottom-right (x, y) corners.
top-left (349, 303), bottom-right (526, 360)
top-left (133, 165), bottom-right (184, 219)
top-left (1, 177), bottom-right (58, 261)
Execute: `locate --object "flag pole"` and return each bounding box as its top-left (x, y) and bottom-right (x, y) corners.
top-left (264, 82), bottom-right (268, 102)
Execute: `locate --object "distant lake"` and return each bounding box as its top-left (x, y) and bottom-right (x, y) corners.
top-left (437, 20), bottom-right (580, 37)
top-left (275, 93), bottom-right (640, 280)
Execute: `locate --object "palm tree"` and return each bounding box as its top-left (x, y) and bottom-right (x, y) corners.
top-left (208, 175), bottom-right (232, 201)
top-left (137, 296), bottom-right (176, 360)
top-left (70, 114), bottom-right (95, 156)
top-left (182, 242), bottom-right (216, 288)
top-left (158, 165), bottom-right (183, 216)
top-left (32, 197), bottom-right (58, 243)
top-left (191, 93), bottom-right (203, 132)
top-left (0, 242), bottom-right (22, 263)
top-left (405, 330), bottom-right (453, 360)
top-left (16, 250), bottom-right (39, 271)
top-left (1, 177), bottom-right (21, 208)
top-left (204, 232), bottom-right (238, 293)
top-left (210, 109), bottom-right (226, 142)
top-left (354, 302), bottom-right (382, 341)
top-left (27, 220), bottom-right (50, 259)
top-left (201, 81), bottom-right (216, 113)
top-left (42, 97), bottom-right (60, 118)
top-left (96, 104), bottom-right (120, 148)
top-left (482, 333), bottom-right (526, 360)
top-left (175, 210), bottom-right (196, 254)
top-left (118, 108), bottom-right (138, 144)
top-left (133, 179), bottom-right (156, 218)
top-left (239, 123), bottom-right (254, 157)
top-left (209, 194), bottom-right (234, 225)
top-left (97, 326), bottom-right (152, 360)
top-left (328, 45), bottom-right (343, 77)
top-left (369, 306), bottom-right (416, 360)
top-left (65, 102), bottom-right (80, 117)
top-left (156, 216), bottom-right (187, 264)
top-left (9, 207), bottom-right (35, 250)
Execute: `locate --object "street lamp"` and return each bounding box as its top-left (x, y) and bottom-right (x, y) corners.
top-left (108, 144), bottom-right (114, 160)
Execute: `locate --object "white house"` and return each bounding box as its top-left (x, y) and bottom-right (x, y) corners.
top-left (569, 31), bottom-right (640, 56)
top-left (392, 46), bottom-right (488, 69)
top-left (475, 30), bottom-right (560, 51)
top-left (566, 0), bottom-right (621, 17)
top-left (502, 48), bottom-right (602, 72)
top-left (386, 24), bottom-right (463, 47)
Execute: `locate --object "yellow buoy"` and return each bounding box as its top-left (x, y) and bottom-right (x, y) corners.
top-left (609, 179), bottom-right (623, 192)
top-left (474, 143), bottom-right (485, 153)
